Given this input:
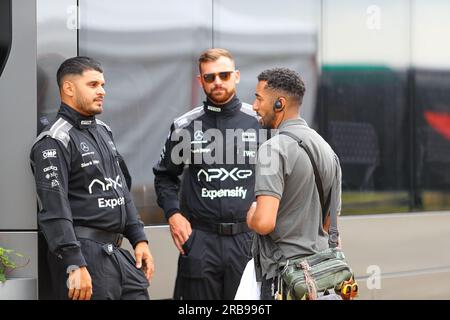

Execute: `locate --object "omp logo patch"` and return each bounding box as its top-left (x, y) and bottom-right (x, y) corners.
top-left (42, 149), bottom-right (57, 159)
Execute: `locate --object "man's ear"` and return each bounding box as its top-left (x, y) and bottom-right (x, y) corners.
top-left (62, 80), bottom-right (74, 97)
top-left (278, 96), bottom-right (287, 105)
top-left (234, 70), bottom-right (240, 84)
top-left (196, 74), bottom-right (204, 88)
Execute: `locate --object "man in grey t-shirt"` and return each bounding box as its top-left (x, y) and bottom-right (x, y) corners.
top-left (247, 68), bottom-right (342, 299)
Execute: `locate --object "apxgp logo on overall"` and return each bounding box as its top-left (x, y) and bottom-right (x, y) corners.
top-left (197, 168), bottom-right (252, 182)
top-left (88, 176), bottom-right (125, 209)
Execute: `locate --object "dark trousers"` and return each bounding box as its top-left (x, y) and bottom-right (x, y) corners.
top-left (47, 238), bottom-right (149, 300)
top-left (260, 276), bottom-right (275, 300)
top-left (173, 229), bottom-right (252, 300)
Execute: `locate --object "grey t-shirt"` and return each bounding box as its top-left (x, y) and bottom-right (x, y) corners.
top-left (253, 118), bottom-right (342, 279)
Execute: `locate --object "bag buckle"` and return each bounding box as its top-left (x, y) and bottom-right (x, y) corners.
top-left (337, 277), bottom-right (358, 300)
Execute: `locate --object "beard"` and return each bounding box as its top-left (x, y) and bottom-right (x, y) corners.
top-left (76, 95), bottom-right (103, 116)
top-left (205, 86), bottom-right (236, 104)
top-left (260, 111), bottom-right (276, 129)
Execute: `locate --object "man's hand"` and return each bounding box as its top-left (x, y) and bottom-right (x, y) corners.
top-left (134, 241), bottom-right (154, 282)
top-left (168, 213), bottom-right (192, 255)
top-left (247, 196), bottom-right (279, 235)
top-left (68, 266), bottom-right (92, 300)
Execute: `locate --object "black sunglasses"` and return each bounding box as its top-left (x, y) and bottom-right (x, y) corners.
top-left (202, 71), bottom-right (234, 83)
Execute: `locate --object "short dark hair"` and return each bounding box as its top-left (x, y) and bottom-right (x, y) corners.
top-left (257, 67), bottom-right (306, 105)
top-left (56, 56), bottom-right (103, 88)
top-left (198, 48), bottom-right (235, 73)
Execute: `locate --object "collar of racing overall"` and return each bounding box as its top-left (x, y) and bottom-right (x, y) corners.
top-left (58, 102), bottom-right (97, 129)
top-left (203, 95), bottom-right (241, 116)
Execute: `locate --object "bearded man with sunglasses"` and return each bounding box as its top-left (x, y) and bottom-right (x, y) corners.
top-left (153, 48), bottom-right (260, 299)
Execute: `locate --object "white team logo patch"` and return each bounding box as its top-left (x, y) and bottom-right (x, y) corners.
top-left (81, 159), bottom-right (99, 168)
top-left (207, 105), bottom-right (221, 112)
top-left (192, 148), bottom-right (211, 154)
top-left (80, 120), bottom-right (93, 126)
top-left (242, 132), bottom-right (256, 142)
top-left (197, 168), bottom-right (253, 182)
top-left (98, 197), bottom-right (125, 209)
top-left (243, 150), bottom-right (256, 158)
top-left (201, 187), bottom-right (247, 199)
top-left (43, 166), bottom-right (58, 173)
top-left (80, 142), bottom-right (89, 152)
top-left (88, 176), bottom-right (122, 194)
top-left (191, 130), bottom-right (208, 144)
top-left (194, 130), bottom-right (204, 141)
top-left (45, 172), bottom-right (58, 180)
top-left (42, 149), bottom-right (57, 159)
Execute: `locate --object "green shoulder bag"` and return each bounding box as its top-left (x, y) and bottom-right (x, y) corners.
top-left (280, 247), bottom-right (353, 299)
top-left (278, 132), bottom-right (356, 300)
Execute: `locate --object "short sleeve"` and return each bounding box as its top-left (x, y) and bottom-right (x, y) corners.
top-left (254, 140), bottom-right (285, 199)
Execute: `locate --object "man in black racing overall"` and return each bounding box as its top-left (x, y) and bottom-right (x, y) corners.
top-left (30, 56), bottom-right (154, 300)
top-left (153, 48), bottom-right (260, 299)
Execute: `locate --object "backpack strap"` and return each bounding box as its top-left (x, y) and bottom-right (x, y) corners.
top-left (279, 131), bottom-right (338, 248)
